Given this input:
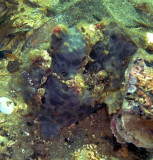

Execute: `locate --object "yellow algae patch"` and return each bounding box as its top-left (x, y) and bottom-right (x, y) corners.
top-left (65, 74), bottom-right (86, 96)
top-left (77, 22), bottom-right (104, 46)
top-left (0, 73), bottom-right (8, 76)
top-left (72, 144), bottom-right (108, 160)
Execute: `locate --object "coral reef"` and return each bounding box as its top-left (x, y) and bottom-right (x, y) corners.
top-left (16, 20), bottom-right (141, 143)
top-left (13, 18), bottom-right (153, 149)
top-left (0, 0), bottom-right (153, 159)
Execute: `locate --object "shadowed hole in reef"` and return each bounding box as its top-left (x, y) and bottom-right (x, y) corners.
top-left (61, 71), bottom-right (68, 77)
top-left (144, 60), bottom-right (153, 68)
top-left (127, 143), bottom-right (151, 159)
top-left (41, 96), bottom-right (46, 104)
top-left (112, 137), bottom-right (122, 151)
top-left (64, 138), bottom-right (73, 145)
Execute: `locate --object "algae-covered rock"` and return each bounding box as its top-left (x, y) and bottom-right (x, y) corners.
top-left (48, 0), bottom-right (144, 27)
top-left (111, 49), bottom-right (153, 149)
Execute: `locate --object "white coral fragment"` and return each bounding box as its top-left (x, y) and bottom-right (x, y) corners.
top-left (0, 97), bottom-right (14, 114)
